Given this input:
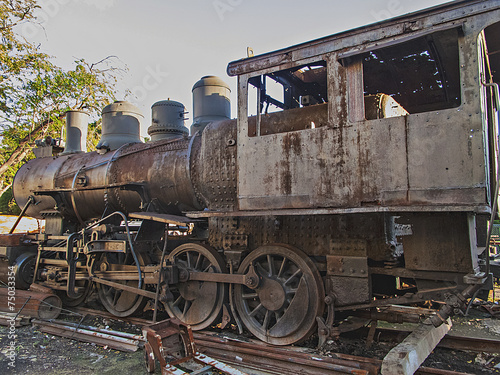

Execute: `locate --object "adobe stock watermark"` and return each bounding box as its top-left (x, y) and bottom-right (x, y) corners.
top-left (4, 266), bottom-right (18, 369)
top-left (370, 0), bottom-right (403, 22)
top-left (20, 0), bottom-right (70, 39)
top-left (129, 65), bottom-right (170, 103)
top-left (213, 0), bottom-right (244, 22)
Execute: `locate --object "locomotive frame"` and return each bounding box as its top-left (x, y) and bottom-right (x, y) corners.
top-left (2, 0), bottom-right (500, 346)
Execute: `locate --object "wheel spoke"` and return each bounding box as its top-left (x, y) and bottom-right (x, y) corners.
top-left (182, 299), bottom-right (192, 316)
top-left (267, 254), bottom-right (275, 277)
top-left (203, 264), bottom-right (213, 272)
top-left (262, 310), bottom-right (271, 331)
top-left (112, 289), bottom-right (122, 306)
top-left (242, 292), bottom-right (258, 299)
top-left (284, 268), bottom-right (302, 285)
top-left (96, 252), bottom-right (147, 317)
top-left (194, 253), bottom-right (202, 270)
top-left (173, 295), bottom-right (182, 307)
top-left (277, 258), bottom-right (287, 278)
top-left (249, 303), bottom-right (263, 317)
top-left (274, 311), bottom-right (282, 322)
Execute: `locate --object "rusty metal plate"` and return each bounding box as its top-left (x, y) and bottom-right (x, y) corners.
top-left (85, 240), bottom-right (127, 253)
top-left (327, 255), bottom-right (368, 278)
top-left (0, 234), bottom-right (27, 247)
top-left (327, 275), bottom-right (370, 306)
top-left (222, 234), bottom-right (248, 250)
top-left (330, 239), bottom-right (368, 257)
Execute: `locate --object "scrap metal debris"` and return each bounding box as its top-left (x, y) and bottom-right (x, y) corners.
top-left (143, 318), bottom-right (249, 375)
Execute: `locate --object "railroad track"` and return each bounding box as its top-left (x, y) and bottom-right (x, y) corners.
top-left (60, 307), bottom-right (498, 375)
top-left (193, 332), bottom-right (482, 375)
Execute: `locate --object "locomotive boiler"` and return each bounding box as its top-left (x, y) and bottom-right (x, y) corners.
top-left (2, 0), bottom-right (500, 346)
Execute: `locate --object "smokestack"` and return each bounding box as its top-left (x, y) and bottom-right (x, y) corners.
top-left (62, 110), bottom-right (89, 154)
top-left (191, 76), bottom-right (230, 134)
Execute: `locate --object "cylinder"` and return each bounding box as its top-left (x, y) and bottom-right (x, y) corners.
top-left (148, 100), bottom-right (188, 141)
top-left (62, 110), bottom-right (89, 154)
top-left (191, 76), bottom-right (231, 134)
top-left (97, 101), bottom-right (143, 151)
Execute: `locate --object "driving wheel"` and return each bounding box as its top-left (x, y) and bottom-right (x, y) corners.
top-left (234, 244), bottom-right (324, 345)
top-left (95, 252), bottom-right (149, 317)
top-left (164, 243), bottom-right (226, 330)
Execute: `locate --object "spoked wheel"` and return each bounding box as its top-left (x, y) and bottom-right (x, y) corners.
top-left (95, 252), bottom-right (149, 317)
top-left (165, 243), bottom-right (226, 330)
top-left (234, 244), bottom-right (324, 346)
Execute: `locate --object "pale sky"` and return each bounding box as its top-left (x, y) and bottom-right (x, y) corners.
top-left (19, 0), bottom-right (451, 136)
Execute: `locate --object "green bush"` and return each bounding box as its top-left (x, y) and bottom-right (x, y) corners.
top-left (0, 187), bottom-right (21, 215)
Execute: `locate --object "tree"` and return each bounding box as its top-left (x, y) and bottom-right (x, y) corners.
top-left (0, 0), bottom-right (120, 212)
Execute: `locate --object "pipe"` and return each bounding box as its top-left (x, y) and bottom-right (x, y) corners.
top-left (9, 195), bottom-right (35, 234)
top-left (153, 228), bottom-right (168, 323)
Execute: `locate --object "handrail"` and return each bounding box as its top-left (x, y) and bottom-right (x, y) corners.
top-left (482, 81), bottom-right (500, 278)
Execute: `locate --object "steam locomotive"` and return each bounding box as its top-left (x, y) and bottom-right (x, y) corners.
top-left (2, 0), bottom-right (499, 346)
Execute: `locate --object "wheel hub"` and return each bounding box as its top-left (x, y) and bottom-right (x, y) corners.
top-left (258, 278), bottom-right (286, 311)
top-left (178, 281), bottom-right (202, 301)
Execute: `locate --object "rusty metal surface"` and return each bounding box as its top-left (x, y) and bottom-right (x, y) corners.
top-left (187, 205), bottom-right (492, 218)
top-left (89, 277), bottom-right (157, 299)
top-left (14, 137), bottom-right (201, 222)
top-left (128, 212), bottom-right (194, 225)
top-left (143, 318), bottom-right (248, 375)
top-left (0, 233), bottom-right (29, 247)
top-left (68, 306), bottom-right (154, 326)
top-left (398, 212), bottom-right (473, 272)
top-left (328, 276), bottom-right (370, 307)
top-left (327, 256), bottom-right (368, 278)
top-left (0, 312), bottom-right (30, 327)
top-left (190, 118), bottom-right (238, 212)
top-left (194, 332), bottom-right (378, 375)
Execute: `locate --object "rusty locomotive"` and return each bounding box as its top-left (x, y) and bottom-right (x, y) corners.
top-left (2, 0), bottom-right (500, 346)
